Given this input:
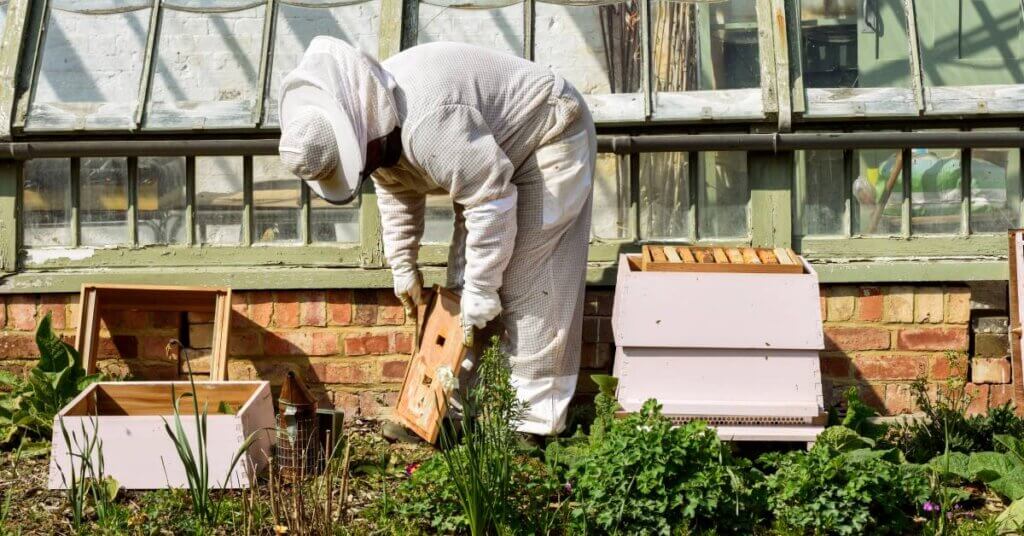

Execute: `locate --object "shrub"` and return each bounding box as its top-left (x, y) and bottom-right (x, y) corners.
top-left (888, 379), bottom-right (1024, 463)
top-left (566, 399), bottom-right (765, 535)
top-left (0, 313), bottom-right (100, 449)
top-left (762, 426), bottom-right (929, 535)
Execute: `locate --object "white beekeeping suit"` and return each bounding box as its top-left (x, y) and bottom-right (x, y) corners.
top-left (279, 37), bottom-right (595, 436)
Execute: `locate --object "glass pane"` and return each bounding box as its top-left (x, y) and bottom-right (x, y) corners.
top-left (196, 156), bottom-right (243, 245)
top-left (796, 150), bottom-right (845, 236)
top-left (972, 147), bottom-right (1020, 233)
top-left (253, 156), bottom-right (301, 244)
top-left (138, 157), bottom-right (186, 245)
top-left (639, 152), bottom-right (689, 240)
top-left (698, 151), bottom-right (748, 239)
top-left (652, 0), bottom-right (760, 93)
top-left (311, 194), bottom-right (359, 243)
top-left (918, 0), bottom-right (1024, 86)
top-left (910, 148), bottom-right (962, 235)
top-left (264, 1), bottom-right (382, 126)
top-left (0, 2), bottom-right (7, 31)
top-left (852, 148), bottom-right (903, 236)
top-left (800, 0), bottom-right (911, 88)
top-left (592, 153), bottom-right (630, 240)
top-left (22, 159), bottom-right (72, 247)
top-left (534, 1), bottom-right (641, 95)
top-left (424, 194), bottom-right (454, 244)
top-left (80, 158), bottom-right (129, 246)
top-left (145, 4), bottom-right (265, 128)
top-left (27, 4), bottom-right (150, 131)
top-left (417, 3), bottom-right (524, 56)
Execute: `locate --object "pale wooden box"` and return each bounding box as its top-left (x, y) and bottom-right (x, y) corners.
top-left (48, 381), bottom-right (275, 490)
top-left (611, 254), bottom-right (826, 442)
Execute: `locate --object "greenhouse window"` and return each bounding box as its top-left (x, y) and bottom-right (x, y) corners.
top-left (790, 0), bottom-right (918, 118)
top-left (795, 131), bottom-right (1023, 257)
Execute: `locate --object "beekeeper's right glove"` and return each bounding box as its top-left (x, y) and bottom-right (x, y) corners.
top-left (392, 263), bottom-right (424, 317)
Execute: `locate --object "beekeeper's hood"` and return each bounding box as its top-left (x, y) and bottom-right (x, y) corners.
top-left (278, 37), bottom-right (399, 204)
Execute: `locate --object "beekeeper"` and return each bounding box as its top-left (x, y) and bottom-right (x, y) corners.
top-left (278, 37), bottom-right (595, 437)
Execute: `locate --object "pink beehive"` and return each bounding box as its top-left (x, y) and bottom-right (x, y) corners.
top-left (611, 254), bottom-right (826, 443)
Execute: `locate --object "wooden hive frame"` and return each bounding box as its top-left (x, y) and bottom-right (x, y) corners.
top-left (394, 286), bottom-right (467, 443)
top-left (641, 244), bottom-right (805, 274)
top-left (76, 284), bottom-right (233, 381)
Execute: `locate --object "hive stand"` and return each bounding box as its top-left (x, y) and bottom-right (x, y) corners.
top-left (76, 284), bottom-right (233, 381)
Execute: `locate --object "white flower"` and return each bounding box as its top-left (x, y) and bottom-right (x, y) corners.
top-left (637, 425), bottom-right (652, 433)
top-left (436, 365), bottom-right (459, 394)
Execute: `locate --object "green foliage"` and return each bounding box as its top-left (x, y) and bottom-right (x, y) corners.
top-left (762, 427), bottom-right (929, 535)
top-left (393, 337), bottom-right (568, 535)
top-left (839, 386), bottom-right (887, 439)
top-left (887, 380), bottom-right (1024, 463)
top-left (566, 399), bottom-right (764, 535)
top-left (55, 416), bottom-right (120, 530)
top-left (162, 372), bottom-right (256, 527)
top-left (0, 313), bottom-right (100, 448)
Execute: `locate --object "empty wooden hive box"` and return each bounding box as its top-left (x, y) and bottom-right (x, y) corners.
top-left (612, 247), bottom-right (826, 443)
top-left (48, 381), bottom-right (275, 490)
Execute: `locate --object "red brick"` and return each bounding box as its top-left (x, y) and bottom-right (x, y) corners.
top-left (381, 359), bottom-right (409, 381)
top-left (332, 391), bottom-right (361, 421)
top-left (819, 355), bottom-right (851, 378)
top-left (299, 291), bottom-right (326, 327)
top-left (359, 390), bottom-right (398, 419)
top-left (819, 288), bottom-right (827, 322)
top-left (8, 295), bottom-right (36, 331)
top-left (857, 287), bottom-right (883, 322)
top-left (0, 332), bottom-right (39, 359)
top-left (230, 292), bottom-right (249, 328)
top-left (66, 302), bottom-right (79, 330)
top-left (265, 331), bottom-right (337, 357)
top-left (966, 383), bottom-right (990, 416)
top-left (353, 290), bottom-right (377, 326)
top-left (929, 354), bottom-right (968, 380)
top-left (582, 317), bottom-right (599, 343)
top-left (972, 357), bottom-right (1012, 384)
top-left (327, 290), bottom-right (353, 326)
top-left (377, 293), bottom-right (405, 326)
top-left (150, 310), bottom-right (180, 329)
top-left (344, 333), bottom-right (388, 356)
top-left (885, 383), bottom-right (918, 414)
top-left (38, 295), bottom-right (67, 330)
top-left (248, 291), bottom-right (273, 327)
top-left (228, 332), bottom-right (262, 357)
top-left (98, 335), bottom-right (138, 359)
top-left (990, 385), bottom-right (1016, 409)
top-left (272, 291), bottom-right (300, 329)
top-left (859, 383), bottom-right (887, 413)
top-left (852, 355), bottom-right (927, 381)
top-left (392, 332), bottom-right (413, 354)
top-left (824, 326), bottom-right (890, 351)
top-left (896, 327), bottom-right (968, 351)
top-left (101, 310), bottom-right (150, 330)
top-left (188, 311), bottom-right (215, 323)
top-left (325, 362), bottom-right (373, 384)
top-left (139, 336), bottom-right (174, 359)
top-left (584, 290), bottom-right (614, 316)
top-left (0, 296), bottom-right (6, 329)
top-left (581, 343), bottom-right (613, 369)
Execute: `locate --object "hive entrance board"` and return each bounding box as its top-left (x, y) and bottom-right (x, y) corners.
top-left (395, 286), bottom-right (467, 443)
top-left (641, 245), bottom-right (805, 274)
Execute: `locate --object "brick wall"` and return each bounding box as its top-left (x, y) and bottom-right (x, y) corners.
top-left (0, 288), bottom-right (617, 422)
top-left (820, 285), bottom-right (1015, 415)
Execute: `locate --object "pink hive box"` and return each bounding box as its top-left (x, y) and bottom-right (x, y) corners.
top-left (611, 254), bottom-right (826, 443)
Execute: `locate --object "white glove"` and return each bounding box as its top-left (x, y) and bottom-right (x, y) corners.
top-left (460, 285), bottom-right (501, 347)
top-left (392, 263), bottom-right (424, 316)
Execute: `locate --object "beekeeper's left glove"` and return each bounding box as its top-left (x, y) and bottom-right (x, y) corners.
top-left (392, 263), bottom-right (424, 317)
top-left (460, 285), bottom-right (501, 347)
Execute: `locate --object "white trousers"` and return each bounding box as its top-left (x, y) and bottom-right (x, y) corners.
top-left (448, 113), bottom-right (596, 435)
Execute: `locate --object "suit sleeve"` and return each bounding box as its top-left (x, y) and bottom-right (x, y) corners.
top-left (372, 174), bottom-right (425, 270)
top-left (405, 104), bottom-right (517, 293)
